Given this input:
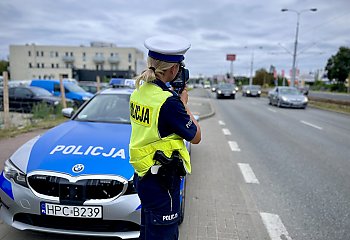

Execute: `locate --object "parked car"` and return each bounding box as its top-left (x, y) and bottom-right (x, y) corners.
top-left (0, 86), bottom-right (69, 113)
top-left (0, 81), bottom-right (189, 238)
top-left (268, 86), bottom-right (308, 109)
top-left (30, 79), bottom-right (93, 107)
top-left (216, 83), bottom-right (236, 99)
top-left (78, 81), bottom-right (109, 94)
top-left (242, 85), bottom-right (261, 97)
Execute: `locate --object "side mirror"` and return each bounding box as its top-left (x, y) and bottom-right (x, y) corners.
top-left (193, 114), bottom-right (200, 122)
top-left (62, 107), bottom-right (74, 118)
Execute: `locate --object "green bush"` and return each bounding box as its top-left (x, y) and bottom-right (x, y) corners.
top-left (32, 103), bottom-right (61, 119)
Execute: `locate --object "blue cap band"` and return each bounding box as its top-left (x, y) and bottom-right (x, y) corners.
top-left (148, 51), bottom-right (184, 63)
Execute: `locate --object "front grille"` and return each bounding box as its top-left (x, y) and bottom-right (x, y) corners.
top-left (14, 213), bottom-right (140, 232)
top-left (27, 174), bottom-right (126, 202)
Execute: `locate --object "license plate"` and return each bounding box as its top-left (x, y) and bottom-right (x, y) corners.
top-left (41, 202), bottom-right (102, 218)
top-left (224, 93), bottom-right (231, 96)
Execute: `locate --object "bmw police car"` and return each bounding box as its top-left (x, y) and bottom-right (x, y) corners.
top-left (0, 79), bottom-right (188, 238)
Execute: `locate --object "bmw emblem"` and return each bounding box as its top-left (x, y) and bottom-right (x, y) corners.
top-left (72, 164), bottom-right (84, 173)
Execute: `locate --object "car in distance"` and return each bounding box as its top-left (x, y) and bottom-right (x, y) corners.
top-left (0, 81), bottom-right (188, 238)
top-left (30, 79), bottom-right (93, 107)
top-left (268, 86), bottom-right (308, 109)
top-left (78, 81), bottom-right (109, 94)
top-left (0, 86), bottom-right (68, 113)
top-left (242, 85), bottom-right (261, 97)
top-left (216, 83), bottom-right (236, 99)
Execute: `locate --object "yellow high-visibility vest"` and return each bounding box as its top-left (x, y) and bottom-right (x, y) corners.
top-left (129, 82), bottom-right (191, 177)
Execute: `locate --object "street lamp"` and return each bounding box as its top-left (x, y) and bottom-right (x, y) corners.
top-left (245, 46), bottom-right (263, 86)
top-left (281, 8), bottom-right (317, 87)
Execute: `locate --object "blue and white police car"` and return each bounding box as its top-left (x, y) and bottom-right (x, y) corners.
top-left (0, 80), bottom-right (188, 238)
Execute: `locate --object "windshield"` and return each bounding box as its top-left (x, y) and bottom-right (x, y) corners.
top-left (66, 83), bottom-right (88, 93)
top-left (75, 94), bottom-right (130, 123)
top-left (218, 84), bottom-right (234, 90)
top-left (250, 85), bottom-right (261, 90)
top-left (280, 88), bottom-right (300, 95)
top-left (31, 87), bottom-right (53, 96)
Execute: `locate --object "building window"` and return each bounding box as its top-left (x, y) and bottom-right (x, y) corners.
top-left (65, 52), bottom-right (69, 56)
top-left (70, 52), bottom-right (73, 56)
top-left (56, 52), bottom-right (59, 57)
top-left (128, 53), bottom-right (132, 63)
top-left (41, 51), bottom-right (44, 57)
top-left (128, 65), bottom-right (132, 71)
top-left (56, 63), bottom-right (59, 68)
top-left (36, 51), bottom-right (39, 57)
top-left (37, 63), bottom-right (40, 68)
top-left (28, 51), bottom-right (31, 57)
top-left (29, 63), bottom-right (32, 68)
top-left (41, 63), bottom-right (44, 68)
top-left (51, 63), bottom-right (54, 68)
top-left (83, 64), bottom-right (86, 69)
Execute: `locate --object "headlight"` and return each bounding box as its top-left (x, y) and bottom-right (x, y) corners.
top-left (258, 91), bottom-right (261, 94)
top-left (217, 90), bottom-right (222, 94)
top-left (82, 96), bottom-right (91, 101)
top-left (235, 87), bottom-right (239, 91)
top-left (282, 96), bottom-right (288, 101)
top-left (54, 101), bottom-right (59, 105)
top-left (247, 90), bottom-right (250, 94)
top-left (304, 97), bottom-right (308, 103)
top-left (232, 90), bottom-right (236, 94)
top-left (4, 160), bottom-right (28, 188)
top-left (124, 180), bottom-right (137, 195)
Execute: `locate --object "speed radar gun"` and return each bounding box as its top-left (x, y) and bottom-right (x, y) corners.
top-left (152, 150), bottom-right (186, 189)
top-left (170, 65), bottom-right (189, 94)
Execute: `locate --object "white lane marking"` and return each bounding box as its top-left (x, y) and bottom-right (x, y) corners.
top-left (222, 128), bottom-right (231, 135)
top-left (260, 212), bottom-right (292, 240)
top-left (228, 141), bottom-right (241, 152)
top-left (268, 108), bottom-right (277, 113)
top-left (238, 163), bottom-right (259, 184)
top-left (218, 120), bottom-right (225, 126)
top-left (300, 120), bottom-right (323, 130)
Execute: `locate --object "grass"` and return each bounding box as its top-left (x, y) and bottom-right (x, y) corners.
top-left (308, 100), bottom-right (350, 115)
top-left (0, 116), bottom-right (67, 140)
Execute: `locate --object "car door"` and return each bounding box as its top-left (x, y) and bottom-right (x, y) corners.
top-left (270, 87), bottom-right (279, 105)
top-left (14, 87), bottom-right (35, 112)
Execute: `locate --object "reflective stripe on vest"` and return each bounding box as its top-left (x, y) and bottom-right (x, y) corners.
top-left (129, 82), bottom-right (191, 177)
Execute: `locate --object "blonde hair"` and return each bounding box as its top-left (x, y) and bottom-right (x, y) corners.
top-left (135, 57), bottom-right (176, 89)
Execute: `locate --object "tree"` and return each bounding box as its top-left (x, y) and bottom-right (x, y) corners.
top-left (0, 60), bottom-right (9, 74)
top-left (325, 47), bottom-right (350, 83)
top-left (253, 68), bottom-right (274, 86)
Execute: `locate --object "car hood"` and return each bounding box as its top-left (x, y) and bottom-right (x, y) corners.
top-left (35, 95), bottom-right (61, 101)
top-left (11, 120), bottom-right (134, 180)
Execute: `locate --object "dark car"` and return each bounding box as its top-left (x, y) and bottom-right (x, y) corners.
top-left (0, 86), bottom-right (68, 113)
top-left (268, 86), bottom-right (308, 109)
top-left (242, 85), bottom-right (261, 97)
top-left (216, 83), bottom-right (236, 99)
top-left (78, 81), bottom-right (109, 94)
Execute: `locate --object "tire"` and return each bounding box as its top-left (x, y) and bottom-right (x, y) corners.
top-left (277, 99), bottom-right (282, 108)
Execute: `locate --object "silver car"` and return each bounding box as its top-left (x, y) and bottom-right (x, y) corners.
top-left (268, 86), bottom-right (308, 109)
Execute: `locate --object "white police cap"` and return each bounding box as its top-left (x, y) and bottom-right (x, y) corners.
top-left (144, 34), bottom-right (191, 63)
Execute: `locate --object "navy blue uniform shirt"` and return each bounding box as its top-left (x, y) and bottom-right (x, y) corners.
top-left (152, 79), bottom-right (197, 142)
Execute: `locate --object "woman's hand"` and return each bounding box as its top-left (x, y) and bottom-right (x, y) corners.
top-left (179, 88), bottom-right (188, 105)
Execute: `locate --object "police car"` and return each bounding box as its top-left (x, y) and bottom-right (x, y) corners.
top-left (0, 79), bottom-right (188, 238)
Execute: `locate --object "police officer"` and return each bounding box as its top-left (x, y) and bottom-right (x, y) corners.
top-left (129, 34), bottom-right (201, 240)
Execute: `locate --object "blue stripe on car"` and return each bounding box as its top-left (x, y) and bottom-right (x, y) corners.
top-left (0, 172), bottom-right (14, 200)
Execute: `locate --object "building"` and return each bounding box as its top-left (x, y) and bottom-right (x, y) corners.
top-left (9, 42), bottom-right (145, 81)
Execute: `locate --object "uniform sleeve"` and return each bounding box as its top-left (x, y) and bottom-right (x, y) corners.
top-left (158, 96), bottom-right (197, 141)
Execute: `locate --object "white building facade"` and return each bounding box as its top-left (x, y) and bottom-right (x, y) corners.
top-left (9, 42), bottom-right (145, 81)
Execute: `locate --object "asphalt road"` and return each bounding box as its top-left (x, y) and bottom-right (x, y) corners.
top-left (209, 91), bottom-right (350, 239)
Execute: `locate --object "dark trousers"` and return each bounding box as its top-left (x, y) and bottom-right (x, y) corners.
top-left (134, 172), bottom-right (180, 240)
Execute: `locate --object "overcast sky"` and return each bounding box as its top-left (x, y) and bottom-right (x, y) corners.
top-left (1, 0), bottom-right (349, 78)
